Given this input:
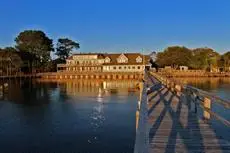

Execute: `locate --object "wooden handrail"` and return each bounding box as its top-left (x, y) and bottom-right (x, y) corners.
top-left (149, 72), bottom-right (230, 127)
top-left (134, 73), bottom-right (148, 153)
top-left (185, 85), bottom-right (230, 109)
top-left (151, 72), bottom-right (230, 108)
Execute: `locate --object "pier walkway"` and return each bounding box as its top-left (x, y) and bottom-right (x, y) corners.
top-left (134, 72), bottom-right (230, 153)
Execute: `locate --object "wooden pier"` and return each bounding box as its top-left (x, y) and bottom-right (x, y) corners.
top-left (0, 74), bottom-right (39, 79)
top-left (134, 71), bottom-right (230, 153)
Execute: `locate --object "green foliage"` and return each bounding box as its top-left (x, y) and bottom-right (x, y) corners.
top-left (190, 48), bottom-right (220, 70)
top-left (56, 38), bottom-right (80, 60)
top-left (221, 52), bottom-right (230, 71)
top-left (223, 52), bottom-right (230, 65)
top-left (44, 58), bottom-right (66, 72)
top-left (15, 30), bottom-right (54, 64)
top-left (0, 50), bottom-right (23, 75)
top-left (156, 46), bottom-right (222, 71)
top-left (2, 47), bottom-right (17, 52)
top-left (156, 46), bottom-right (192, 68)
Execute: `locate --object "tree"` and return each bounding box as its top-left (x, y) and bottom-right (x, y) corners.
top-left (2, 47), bottom-right (17, 52)
top-left (0, 51), bottom-right (23, 75)
top-left (221, 52), bottom-right (230, 71)
top-left (56, 38), bottom-right (80, 60)
top-left (156, 46), bottom-right (192, 68)
top-left (191, 48), bottom-right (220, 71)
top-left (15, 30), bottom-right (54, 64)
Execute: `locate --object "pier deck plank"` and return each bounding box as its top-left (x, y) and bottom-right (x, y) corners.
top-left (146, 75), bottom-right (230, 153)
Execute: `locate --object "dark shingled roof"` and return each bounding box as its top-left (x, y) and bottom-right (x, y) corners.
top-left (67, 53), bottom-right (150, 65)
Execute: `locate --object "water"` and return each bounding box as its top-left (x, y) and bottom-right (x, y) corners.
top-left (0, 79), bottom-right (139, 153)
top-left (176, 77), bottom-right (230, 100)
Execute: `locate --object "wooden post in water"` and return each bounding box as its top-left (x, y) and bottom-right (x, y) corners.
top-left (203, 97), bottom-right (211, 120)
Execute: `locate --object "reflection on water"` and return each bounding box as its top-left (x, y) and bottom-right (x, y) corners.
top-left (0, 79), bottom-right (139, 153)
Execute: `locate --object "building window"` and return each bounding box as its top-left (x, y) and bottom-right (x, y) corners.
top-left (132, 66), bottom-right (135, 69)
top-left (119, 67), bottom-right (121, 69)
top-left (113, 67), bottom-right (116, 70)
top-left (128, 66), bottom-right (130, 69)
top-left (124, 66), bottom-right (126, 69)
top-left (138, 66), bottom-right (140, 69)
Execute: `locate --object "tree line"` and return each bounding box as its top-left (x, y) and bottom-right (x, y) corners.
top-left (0, 30), bottom-right (79, 74)
top-left (1, 30), bottom-right (230, 74)
top-left (155, 46), bottom-right (230, 72)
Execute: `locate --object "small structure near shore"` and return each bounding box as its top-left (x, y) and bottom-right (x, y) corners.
top-left (179, 66), bottom-right (188, 71)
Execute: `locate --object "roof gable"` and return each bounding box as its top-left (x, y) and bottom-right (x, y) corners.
top-left (117, 53), bottom-right (128, 63)
top-left (136, 56), bottom-right (143, 63)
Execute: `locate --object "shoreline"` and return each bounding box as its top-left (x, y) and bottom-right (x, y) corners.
top-left (158, 72), bottom-right (230, 78)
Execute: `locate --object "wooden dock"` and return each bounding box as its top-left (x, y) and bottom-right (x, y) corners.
top-left (38, 72), bottom-right (144, 80)
top-left (134, 72), bottom-right (230, 153)
top-left (0, 74), bottom-right (39, 79)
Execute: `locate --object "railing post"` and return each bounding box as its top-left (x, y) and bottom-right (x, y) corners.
top-left (136, 82), bottom-right (143, 131)
top-left (203, 97), bottom-right (211, 120)
top-left (194, 95), bottom-right (198, 114)
top-left (175, 84), bottom-right (182, 96)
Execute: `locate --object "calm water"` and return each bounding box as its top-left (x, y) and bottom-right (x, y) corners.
top-left (0, 79), bottom-right (139, 153)
top-left (176, 77), bottom-right (230, 101)
top-left (175, 77), bottom-right (230, 141)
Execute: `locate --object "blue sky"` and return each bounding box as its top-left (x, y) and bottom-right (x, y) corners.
top-left (0, 0), bottom-right (230, 54)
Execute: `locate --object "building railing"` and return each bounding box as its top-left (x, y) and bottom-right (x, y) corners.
top-left (58, 63), bottom-right (103, 67)
top-left (150, 72), bottom-right (230, 127)
top-left (57, 64), bottom-right (67, 67)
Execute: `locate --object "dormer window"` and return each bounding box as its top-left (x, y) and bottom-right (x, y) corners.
top-left (105, 57), bottom-right (111, 63)
top-left (136, 56), bottom-right (143, 63)
top-left (117, 53), bottom-right (128, 63)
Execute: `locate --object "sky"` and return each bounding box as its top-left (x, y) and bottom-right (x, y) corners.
top-left (0, 0), bottom-right (230, 55)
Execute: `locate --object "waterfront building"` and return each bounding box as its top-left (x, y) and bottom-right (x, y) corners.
top-left (57, 53), bottom-right (150, 73)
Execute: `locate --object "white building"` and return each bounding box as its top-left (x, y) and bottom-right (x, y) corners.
top-left (57, 53), bottom-right (150, 73)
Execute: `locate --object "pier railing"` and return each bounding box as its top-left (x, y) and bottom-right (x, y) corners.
top-left (150, 72), bottom-right (230, 127)
top-left (134, 75), bottom-right (148, 153)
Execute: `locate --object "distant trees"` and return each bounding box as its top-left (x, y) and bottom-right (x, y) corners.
top-left (15, 30), bottom-right (54, 65)
top-left (56, 38), bottom-right (80, 61)
top-left (220, 52), bottom-right (230, 71)
top-left (156, 46), bottom-right (192, 69)
top-left (155, 46), bottom-right (229, 72)
top-left (0, 30), bottom-right (81, 73)
top-left (0, 51), bottom-right (23, 75)
top-left (4, 29), bottom-right (230, 73)
top-left (1, 47), bottom-right (17, 52)
top-left (190, 48), bottom-right (220, 70)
